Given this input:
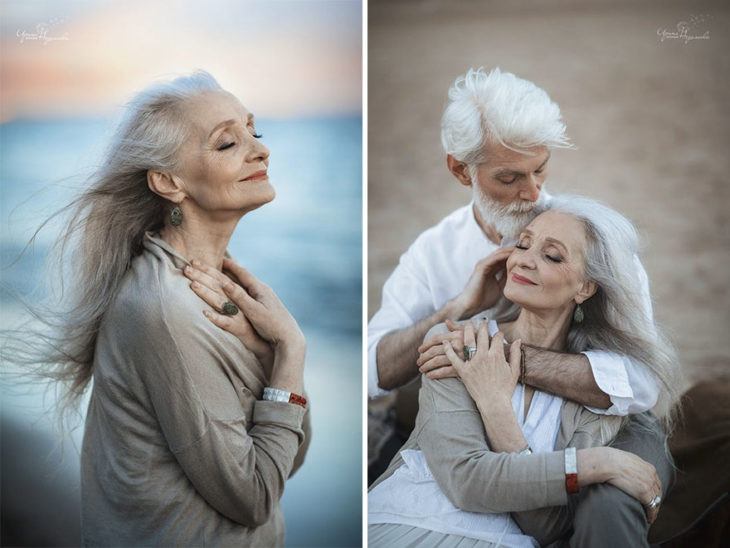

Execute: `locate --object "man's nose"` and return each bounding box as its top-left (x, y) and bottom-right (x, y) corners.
top-left (519, 174), bottom-right (542, 202)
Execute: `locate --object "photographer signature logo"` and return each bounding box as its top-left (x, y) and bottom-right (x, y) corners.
top-left (16, 17), bottom-right (70, 45)
top-left (657, 14), bottom-right (710, 44)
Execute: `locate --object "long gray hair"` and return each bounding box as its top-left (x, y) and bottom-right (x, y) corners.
top-left (4, 70), bottom-right (223, 415)
top-left (494, 195), bottom-right (683, 432)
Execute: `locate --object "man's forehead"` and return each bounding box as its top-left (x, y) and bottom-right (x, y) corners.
top-left (484, 143), bottom-right (550, 168)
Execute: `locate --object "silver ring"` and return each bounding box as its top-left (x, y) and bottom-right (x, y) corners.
top-left (463, 345), bottom-right (477, 360)
top-left (644, 495), bottom-right (661, 510)
top-left (222, 301), bottom-right (239, 315)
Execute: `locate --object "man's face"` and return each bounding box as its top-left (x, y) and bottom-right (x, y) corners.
top-left (474, 142), bottom-right (550, 207)
top-left (471, 142), bottom-right (551, 239)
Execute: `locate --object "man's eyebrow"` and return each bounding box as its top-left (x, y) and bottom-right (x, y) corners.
top-left (537, 151), bottom-right (551, 170)
top-left (495, 151), bottom-right (552, 177)
top-left (207, 113), bottom-right (254, 139)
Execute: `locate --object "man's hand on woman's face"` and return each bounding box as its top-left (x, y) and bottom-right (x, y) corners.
top-left (448, 246), bottom-right (514, 320)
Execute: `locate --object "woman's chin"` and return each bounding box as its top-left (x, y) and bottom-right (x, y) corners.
top-left (237, 185), bottom-right (276, 214)
top-left (504, 285), bottom-right (528, 308)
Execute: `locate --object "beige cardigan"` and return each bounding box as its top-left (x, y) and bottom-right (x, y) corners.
top-left (81, 233), bottom-right (311, 547)
top-left (370, 374), bottom-right (622, 546)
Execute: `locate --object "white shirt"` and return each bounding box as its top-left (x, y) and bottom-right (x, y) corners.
top-left (369, 323), bottom-right (557, 548)
top-left (367, 202), bottom-right (659, 415)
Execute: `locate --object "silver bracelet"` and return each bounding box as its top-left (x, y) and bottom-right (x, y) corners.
top-left (518, 445), bottom-right (533, 455)
top-left (263, 387), bottom-right (291, 403)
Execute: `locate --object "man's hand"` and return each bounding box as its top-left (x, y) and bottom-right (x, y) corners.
top-left (417, 319), bottom-right (465, 379)
top-left (448, 246), bottom-right (514, 320)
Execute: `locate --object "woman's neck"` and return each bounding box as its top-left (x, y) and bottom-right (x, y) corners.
top-left (159, 212), bottom-right (240, 270)
top-left (499, 306), bottom-right (574, 352)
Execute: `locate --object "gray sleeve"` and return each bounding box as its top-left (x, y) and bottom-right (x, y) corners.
top-left (126, 298), bottom-right (305, 527)
top-left (416, 376), bottom-right (568, 513)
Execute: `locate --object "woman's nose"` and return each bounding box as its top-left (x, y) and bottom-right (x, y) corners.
top-left (248, 139), bottom-right (270, 162)
top-left (519, 174), bottom-right (542, 202)
top-left (514, 247), bottom-right (537, 269)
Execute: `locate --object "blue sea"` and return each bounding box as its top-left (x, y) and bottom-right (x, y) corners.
top-left (0, 116), bottom-right (363, 546)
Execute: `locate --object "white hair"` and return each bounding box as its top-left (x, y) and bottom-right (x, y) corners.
top-left (441, 67), bottom-right (572, 164)
top-left (494, 195), bottom-right (683, 432)
top-left (3, 70), bottom-right (225, 419)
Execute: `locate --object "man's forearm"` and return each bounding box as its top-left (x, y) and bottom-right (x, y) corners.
top-left (523, 345), bottom-right (611, 409)
top-left (376, 303), bottom-right (460, 390)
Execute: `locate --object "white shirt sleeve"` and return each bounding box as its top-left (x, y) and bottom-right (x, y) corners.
top-left (367, 244), bottom-right (437, 399)
top-left (581, 255), bottom-right (660, 415)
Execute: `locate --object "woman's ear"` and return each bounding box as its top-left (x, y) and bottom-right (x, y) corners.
top-left (446, 155), bottom-right (473, 187)
top-left (575, 280), bottom-right (597, 304)
top-left (147, 170), bottom-right (186, 203)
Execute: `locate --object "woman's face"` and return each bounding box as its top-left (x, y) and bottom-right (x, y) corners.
top-left (503, 210), bottom-right (594, 314)
top-left (174, 90), bottom-right (273, 219)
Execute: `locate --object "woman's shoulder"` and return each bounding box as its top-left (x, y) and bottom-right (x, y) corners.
top-left (108, 246), bottom-right (201, 334)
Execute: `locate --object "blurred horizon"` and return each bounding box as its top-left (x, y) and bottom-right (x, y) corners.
top-left (0, 0), bottom-right (362, 123)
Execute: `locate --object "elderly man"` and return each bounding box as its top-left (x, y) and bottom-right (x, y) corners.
top-left (368, 68), bottom-right (671, 547)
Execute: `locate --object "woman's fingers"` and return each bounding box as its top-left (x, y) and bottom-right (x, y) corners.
top-left (190, 279), bottom-right (231, 313)
top-left (189, 259), bottom-right (230, 286)
top-left (223, 258), bottom-right (268, 298)
top-left (184, 263), bottom-right (222, 290)
top-left (488, 331), bottom-right (505, 359)
top-left (443, 340), bottom-right (465, 371)
top-left (221, 279), bottom-right (261, 315)
top-left (202, 308), bottom-right (239, 330)
top-left (475, 321), bottom-right (490, 352)
top-left (463, 322), bottom-right (476, 355)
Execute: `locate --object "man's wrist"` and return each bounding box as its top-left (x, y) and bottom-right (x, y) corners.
top-left (443, 298), bottom-right (470, 321)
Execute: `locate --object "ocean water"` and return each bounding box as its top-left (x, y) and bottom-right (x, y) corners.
top-left (0, 117), bottom-right (362, 546)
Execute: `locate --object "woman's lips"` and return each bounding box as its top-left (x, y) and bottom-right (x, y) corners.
top-left (512, 273), bottom-right (537, 286)
top-left (242, 170), bottom-right (268, 181)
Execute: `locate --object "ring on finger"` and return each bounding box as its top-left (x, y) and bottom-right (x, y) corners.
top-left (644, 495), bottom-right (661, 511)
top-left (222, 301), bottom-right (239, 315)
top-left (463, 345), bottom-right (477, 360)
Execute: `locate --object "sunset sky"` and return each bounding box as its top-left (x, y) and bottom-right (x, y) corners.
top-left (0, 0), bottom-right (362, 122)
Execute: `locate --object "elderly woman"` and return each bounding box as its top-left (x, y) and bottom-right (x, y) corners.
top-left (368, 196), bottom-right (681, 547)
top-left (20, 71), bottom-right (311, 546)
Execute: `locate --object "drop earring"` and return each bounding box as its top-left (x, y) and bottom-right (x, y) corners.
top-left (573, 304), bottom-right (584, 323)
top-left (170, 206), bottom-right (183, 227)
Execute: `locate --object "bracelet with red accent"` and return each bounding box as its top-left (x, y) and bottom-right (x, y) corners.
top-left (565, 447), bottom-right (579, 494)
top-left (263, 387), bottom-right (307, 408)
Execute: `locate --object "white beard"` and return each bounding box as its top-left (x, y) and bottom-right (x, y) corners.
top-left (472, 181), bottom-right (545, 241)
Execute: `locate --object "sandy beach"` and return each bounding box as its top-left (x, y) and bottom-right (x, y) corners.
top-left (368, 0), bottom-right (730, 386)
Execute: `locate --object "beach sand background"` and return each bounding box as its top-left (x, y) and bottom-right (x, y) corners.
top-left (368, 0), bottom-right (730, 388)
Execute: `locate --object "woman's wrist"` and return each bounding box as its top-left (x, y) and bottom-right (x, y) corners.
top-left (270, 339), bottom-right (306, 394)
top-left (477, 399), bottom-right (528, 453)
top-left (477, 393), bottom-right (513, 417)
top-left (576, 447), bottom-right (611, 487)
